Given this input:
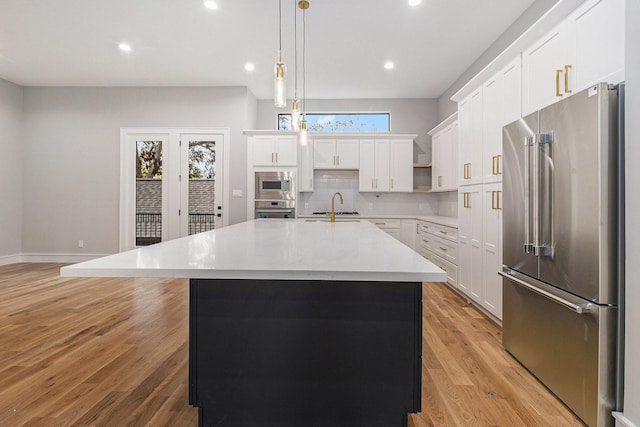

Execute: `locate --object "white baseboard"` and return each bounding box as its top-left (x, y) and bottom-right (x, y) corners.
top-left (0, 253), bottom-right (23, 266)
top-left (0, 253), bottom-right (110, 265)
top-left (614, 412), bottom-right (639, 427)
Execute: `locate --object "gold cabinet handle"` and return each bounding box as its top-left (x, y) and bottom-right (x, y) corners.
top-left (497, 190), bottom-right (502, 210)
top-left (556, 70), bottom-right (563, 97)
top-left (439, 247), bottom-right (448, 252)
top-left (564, 65), bottom-right (572, 94)
top-left (439, 230), bottom-right (447, 235)
top-left (496, 155), bottom-right (502, 175)
top-left (492, 190), bottom-right (496, 210)
top-left (438, 176), bottom-right (442, 187)
top-left (391, 178), bottom-right (394, 189)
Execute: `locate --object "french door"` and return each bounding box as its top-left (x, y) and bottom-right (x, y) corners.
top-left (119, 128), bottom-right (229, 251)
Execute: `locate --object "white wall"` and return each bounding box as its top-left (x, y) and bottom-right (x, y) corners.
top-left (21, 86), bottom-right (255, 256)
top-left (437, 0), bottom-right (559, 121)
top-left (621, 0), bottom-right (640, 424)
top-left (0, 78), bottom-right (23, 260)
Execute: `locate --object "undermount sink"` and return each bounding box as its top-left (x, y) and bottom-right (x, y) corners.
top-left (305, 219), bottom-right (361, 222)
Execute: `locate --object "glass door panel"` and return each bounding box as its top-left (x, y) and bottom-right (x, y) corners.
top-left (135, 139), bottom-right (164, 246)
top-left (181, 134), bottom-right (222, 235)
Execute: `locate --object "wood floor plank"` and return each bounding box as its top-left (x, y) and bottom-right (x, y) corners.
top-left (0, 263), bottom-right (583, 426)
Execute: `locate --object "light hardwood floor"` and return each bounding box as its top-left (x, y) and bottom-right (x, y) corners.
top-left (0, 263), bottom-right (583, 426)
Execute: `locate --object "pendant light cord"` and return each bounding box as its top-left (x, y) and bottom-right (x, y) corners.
top-left (294, 0), bottom-right (298, 96)
top-left (302, 5), bottom-right (306, 115)
top-left (279, 0), bottom-right (283, 54)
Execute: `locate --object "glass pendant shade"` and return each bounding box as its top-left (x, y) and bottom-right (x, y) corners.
top-left (299, 118), bottom-right (308, 146)
top-left (274, 58), bottom-right (286, 108)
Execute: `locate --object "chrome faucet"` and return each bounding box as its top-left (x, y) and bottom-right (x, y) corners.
top-left (326, 192), bottom-right (344, 223)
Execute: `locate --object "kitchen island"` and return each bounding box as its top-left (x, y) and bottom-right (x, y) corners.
top-left (62, 219), bottom-right (445, 427)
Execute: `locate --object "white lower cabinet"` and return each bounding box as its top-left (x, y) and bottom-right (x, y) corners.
top-left (458, 184), bottom-right (503, 321)
top-left (368, 219), bottom-right (401, 241)
top-left (400, 219), bottom-right (416, 250)
top-left (483, 183), bottom-right (503, 319)
top-left (415, 219), bottom-right (458, 289)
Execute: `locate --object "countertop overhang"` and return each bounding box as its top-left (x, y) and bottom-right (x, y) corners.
top-left (61, 219), bottom-right (445, 283)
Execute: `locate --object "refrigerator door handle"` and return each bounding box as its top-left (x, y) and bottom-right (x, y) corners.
top-left (533, 132), bottom-right (554, 257)
top-left (524, 136), bottom-right (534, 253)
top-left (498, 271), bottom-right (596, 314)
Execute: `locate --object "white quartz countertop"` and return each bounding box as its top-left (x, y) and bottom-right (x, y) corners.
top-left (61, 219), bottom-right (446, 283)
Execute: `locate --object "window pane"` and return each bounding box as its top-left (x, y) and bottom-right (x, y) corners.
top-left (188, 140), bottom-right (216, 235)
top-left (135, 140), bottom-right (162, 246)
top-left (278, 113), bottom-right (390, 132)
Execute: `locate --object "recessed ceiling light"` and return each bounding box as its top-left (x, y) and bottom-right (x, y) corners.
top-left (118, 43), bottom-right (132, 52)
top-left (384, 61), bottom-right (395, 70)
top-left (244, 63), bottom-right (255, 72)
top-left (204, 1), bottom-right (218, 10)
top-left (408, 0), bottom-right (422, 6)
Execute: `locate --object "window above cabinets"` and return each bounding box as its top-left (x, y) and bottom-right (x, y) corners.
top-left (278, 113), bottom-right (390, 132)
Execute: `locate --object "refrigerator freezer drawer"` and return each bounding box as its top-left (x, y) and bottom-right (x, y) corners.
top-left (502, 274), bottom-right (616, 427)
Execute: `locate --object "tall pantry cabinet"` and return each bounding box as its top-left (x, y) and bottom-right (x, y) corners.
top-left (456, 56), bottom-right (521, 321)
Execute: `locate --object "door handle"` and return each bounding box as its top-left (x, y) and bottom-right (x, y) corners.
top-left (556, 70), bottom-right (563, 97)
top-left (524, 136), bottom-right (533, 253)
top-left (564, 65), bottom-right (572, 94)
top-left (498, 271), bottom-right (595, 314)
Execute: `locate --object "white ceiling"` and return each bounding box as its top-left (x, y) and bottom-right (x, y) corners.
top-left (0, 0), bottom-right (536, 100)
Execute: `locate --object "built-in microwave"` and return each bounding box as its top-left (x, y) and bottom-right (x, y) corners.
top-left (255, 171), bottom-right (295, 200)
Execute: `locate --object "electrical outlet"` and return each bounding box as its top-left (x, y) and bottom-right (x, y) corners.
top-left (78, 240), bottom-right (84, 248)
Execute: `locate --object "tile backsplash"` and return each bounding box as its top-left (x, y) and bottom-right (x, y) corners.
top-left (298, 170), bottom-right (457, 217)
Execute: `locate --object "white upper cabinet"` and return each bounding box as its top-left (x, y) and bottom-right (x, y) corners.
top-left (458, 87), bottom-right (483, 186)
top-left (571, 0), bottom-right (625, 90)
top-left (429, 115), bottom-right (458, 192)
top-left (522, 21), bottom-right (571, 115)
top-left (522, 0), bottom-right (624, 115)
top-left (251, 134), bottom-right (297, 166)
top-left (359, 138), bottom-right (413, 192)
top-left (313, 138), bottom-right (359, 169)
top-left (482, 73), bottom-right (502, 184)
top-left (298, 140), bottom-right (314, 192)
top-left (389, 139), bottom-right (414, 192)
top-left (482, 56), bottom-right (522, 184)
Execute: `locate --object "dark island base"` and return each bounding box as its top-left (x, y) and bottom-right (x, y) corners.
top-left (189, 279), bottom-right (423, 427)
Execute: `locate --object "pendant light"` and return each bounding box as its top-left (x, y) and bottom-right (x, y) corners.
top-left (291, 0), bottom-right (300, 131)
top-left (298, 0), bottom-right (309, 146)
top-left (274, 0), bottom-right (287, 108)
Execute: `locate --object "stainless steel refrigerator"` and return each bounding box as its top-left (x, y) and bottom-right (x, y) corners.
top-left (501, 83), bottom-right (624, 427)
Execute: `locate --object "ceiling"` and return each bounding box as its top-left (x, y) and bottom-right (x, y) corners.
top-left (0, 0), bottom-right (537, 100)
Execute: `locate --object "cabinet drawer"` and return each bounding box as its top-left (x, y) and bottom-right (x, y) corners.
top-left (429, 252), bottom-right (457, 287)
top-left (370, 219), bottom-right (401, 230)
top-left (417, 234), bottom-right (433, 254)
top-left (431, 235), bottom-right (457, 265)
top-left (431, 223), bottom-right (458, 242)
top-left (417, 221), bottom-right (432, 235)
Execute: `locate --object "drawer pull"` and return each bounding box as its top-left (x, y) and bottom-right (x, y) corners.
top-left (439, 247), bottom-right (448, 252)
top-left (439, 230), bottom-right (448, 235)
